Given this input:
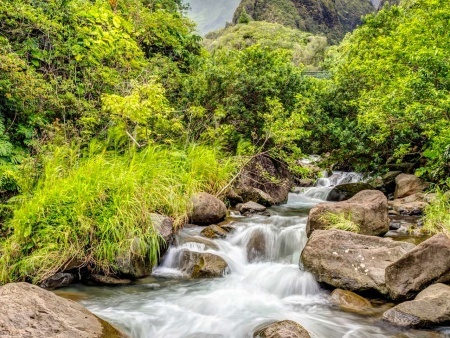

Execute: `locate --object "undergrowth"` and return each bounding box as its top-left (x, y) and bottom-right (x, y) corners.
top-left (423, 190), bottom-right (450, 236)
top-left (0, 143), bottom-right (235, 283)
top-left (321, 211), bottom-right (360, 232)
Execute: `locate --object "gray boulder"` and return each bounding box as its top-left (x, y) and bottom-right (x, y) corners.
top-left (0, 282), bottom-right (126, 337)
top-left (190, 192), bottom-right (227, 225)
top-left (237, 201), bottom-right (267, 214)
top-left (385, 233), bottom-right (450, 300)
top-left (383, 283), bottom-right (450, 327)
top-left (115, 237), bottom-right (153, 279)
top-left (235, 154), bottom-right (293, 206)
top-left (179, 250), bottom-right (228, 278)
top-left (394, 174), bottom-right (428, 199)
top-left (388, 193), bottom-right (429, 216)
top-left (89, 274), bottom-right (131, 286)
top-left (201, 224), bottom-right (229, 239)
top-left (301, 230), bottom-right (415, 295)
top-left (326, 183), bottom-right (374, 202)
top-left (253, 320), bottom-right (311, 338)
top-left (330, 288), bottom-right (373, 314)
top-left (307, 190), bottom-right (389, 237)
top-left (247, 229), bottom-right (266, 263)
top-left (40, 272), bottom-right (76, 289)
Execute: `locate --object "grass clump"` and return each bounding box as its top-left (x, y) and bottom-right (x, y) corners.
top-left (423, 190), bottom-right (450, 236)
top-left (0, 143), bottom-right (235, 283)
top-left (321, 211), bottom-right (360, 232)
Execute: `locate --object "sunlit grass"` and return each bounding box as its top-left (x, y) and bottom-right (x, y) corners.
top-left (0, 143), bottom-right (235, 283)
top-left (423, 190), bottom-right (450, 236)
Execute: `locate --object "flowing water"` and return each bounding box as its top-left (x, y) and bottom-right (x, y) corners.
top-left (66, 172), bottom-right (448, 337)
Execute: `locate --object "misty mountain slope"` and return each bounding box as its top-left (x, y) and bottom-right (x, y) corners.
top-left (233, 0), bottom-right (376, 43)
top-left (185, 0), bottom-right (241, 35)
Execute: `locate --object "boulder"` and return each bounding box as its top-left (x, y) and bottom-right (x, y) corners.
top-left (394, 174), bottom-right (428, 199)
top-left (330, 289), bottom-right (373, 313)
top-left (179, 250), bottom-right (228, 278)
top-left (200, 224), bottom-right (229, 239)
top-left (295, 178), bottom-right (315, 187)
top-left (225, 189), bottom-right (244, 206)
top-left (383, 283), bottom-right (450, 327)
top-left (40, 272), bottom-right (76, 289)
top-left (237, 201), bottom-right (266, 213)
top-left (326, 183), bottom-right (374, 202)
top-left (307, 190), bottom-right (389, 237)
top-left (388, 193), bottom-right (429, 216)
top-left (301, 230), bottom-right (415, 295)
top-left (247, 229), bottom-right (266, 263)
top-left (253, 320), bottom-right (311, 338)
top-left (376, 171), bottom-right (402, 196)
top-left (150, 213), bottom-right (175, 257)
top-left (235, 154), bottom-right (293, 206)
top-left (190, 192), bottom-right (227, 225)
top-left (89, 274), bottom-right (131, 286)
top-left (115, 237), bottom-right (152, 279)
top-left (0, 282), bottom-right (126, 337)
top-left (385, 233), bottom-right (450, 300)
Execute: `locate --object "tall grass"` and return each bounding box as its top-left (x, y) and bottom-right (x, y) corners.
top-left (423, 190), bottom-right (450, 236)
top-left (0, 143), bottom-right (235, 283)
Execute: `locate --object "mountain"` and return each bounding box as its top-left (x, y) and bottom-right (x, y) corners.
top-left (185, 0), bottom-right (241, 35)
top-left (233, 0), bottom-right (376, 43)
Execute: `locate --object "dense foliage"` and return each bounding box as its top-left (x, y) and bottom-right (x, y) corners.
top-left (317, 0), bottom-right (450, 183)
top-left (1, 0), bottom-right (449, 282)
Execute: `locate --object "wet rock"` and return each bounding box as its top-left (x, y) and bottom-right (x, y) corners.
top-left (190, 192), bottom-right (227, 225)
top-left (385, 233), bottom-right (450, 300)
top-left (216, 220), bottom-right (236, 233)
top-left (179, 250), bottom-right (228, 278)
top-left (239, 187), bottom-right (275, 207)
top-left (177, 235), bottom-right (219, 251)
top-left (376, 171), bottom-right (402, 196)
top-left (235, 154), bottom-right (293, 206)
top-left (237, 201), bottom-right (266, 213)
top-left (253, 320), bottom-right (311, 338)
top-left (150, 213), bottom-right (175, 257)
top-left (225, 189), bottom-right (244, 206)
top-left (201, 224), bottom-right (229, 239)
top-left (330, 289), bottom-right (373, 314)
top-left (388, 193), bottom-right (429, 216)
top-left (383, 283), bottom-right (450, 327)
top-left (0, 282), bottom-right (127, 337)
top-left (394, 174), bottom-right (428, 199)
top-left (89, 274), bottom-right (132, 286)
top-left (307, 190), bottom-right (389, 237)
top-left (247, 229), bottom-right (266, 263)
top-left (295, 179), bottom-right (315, 187)
top-left (326, 183), bottom-right (374, 202)
top-left (301, 230), bottom-right (415, 295)
top-left (394, 330), bottom-right (447, 338)
top-left (116, 237), bottom-right (152, 279)
top-left (40, 272), bottom-right (76, 289)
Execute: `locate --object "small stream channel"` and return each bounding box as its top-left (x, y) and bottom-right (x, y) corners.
top-left (62, 172), bottom-right (449, 337)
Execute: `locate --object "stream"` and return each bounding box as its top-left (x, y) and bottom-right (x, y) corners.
top-left (64, 172), bottom-right (448, 337)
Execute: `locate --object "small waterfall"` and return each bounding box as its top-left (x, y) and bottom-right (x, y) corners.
top-left (301, 171), bottom-right (365, 201)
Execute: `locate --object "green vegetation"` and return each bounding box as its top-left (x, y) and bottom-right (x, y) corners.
top-left (1, 0), bottom-right (450, 283)
top-left (233, 0), bottom-right (376, 43)
top-left (204, 21), bottom-right (327, 68)
top-left (423, 190), bottom-right (450, 236)
top-left (321, 212), bottom-right (360, 232)
top-left (314, 0), bottom-right (450, 183)
top-left (0, 143), bottom-right (234, 283)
